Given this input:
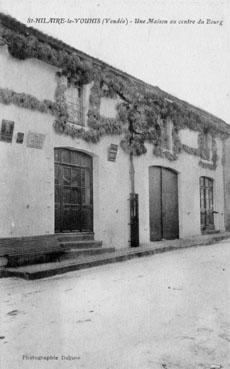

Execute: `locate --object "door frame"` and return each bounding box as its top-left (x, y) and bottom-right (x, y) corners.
top-left (149, 165), bottom-right (180, 241)
top-left (200, 176), bottom-right (215, 232)
top-left (54, 147), bottom-right (94, 233)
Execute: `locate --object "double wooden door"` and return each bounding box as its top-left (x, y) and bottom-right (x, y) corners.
top-left (55, 148), bottom-right (93, 233)
top-left (149, 166), bottom-right (179, 241)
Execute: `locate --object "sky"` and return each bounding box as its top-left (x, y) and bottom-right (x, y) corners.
top-left (0, 0), bottom-right (229, 123)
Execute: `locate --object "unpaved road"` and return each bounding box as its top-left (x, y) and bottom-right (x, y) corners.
top-left (0, 240), bottom-right (230, 369)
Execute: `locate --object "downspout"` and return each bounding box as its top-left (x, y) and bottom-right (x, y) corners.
top-left (129, 151), bottom-right (135, 193)
top-left (128, 111), bottom-right (139, 247)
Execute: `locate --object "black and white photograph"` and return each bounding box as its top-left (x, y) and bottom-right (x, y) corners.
top-left (0, 0), bottom-right (229, 368)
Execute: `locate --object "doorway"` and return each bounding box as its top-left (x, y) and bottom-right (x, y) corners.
top-left (55, 148), bottom-right (93, 233)
top-left (149, 166), bottom-right (179, 241)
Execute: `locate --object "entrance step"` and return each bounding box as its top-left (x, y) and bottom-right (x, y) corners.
top-left (3, 231), bottom-right (230, 280)
top-left (60, 240), bottom-right (102, 250)
top-left (4, 251), bottom-right (117, 280)
top-left (59, 247), bottom-right (114, 261)
top-left (56, 232), bottom-right (94, 242)
top-left (0, 233), bottom-right (102, 268)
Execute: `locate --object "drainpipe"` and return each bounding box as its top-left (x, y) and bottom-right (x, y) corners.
top-left (129, 151), bottom-right (135, 193)
top-left (128, 109), bottom-right (139, 247)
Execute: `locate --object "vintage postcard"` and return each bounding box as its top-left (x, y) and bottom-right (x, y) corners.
top-left (0, 1), bottom-right (229, 368)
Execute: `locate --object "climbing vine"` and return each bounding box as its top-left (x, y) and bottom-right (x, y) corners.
top-left (0, 24), bottom-right (227, 169)
top-left (0, 87), bottom-right (57, 114)
top-left (2, 29), bottom-right (93, 85)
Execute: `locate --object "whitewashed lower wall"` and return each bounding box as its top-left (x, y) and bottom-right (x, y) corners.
top-left (0, 102), bottom-right (226, 248)
top-left (0, 103), bottom-right (131, 249)
top-left (179, 128), bottom-right (199, 148)
top-left (135, 142), bottom-right (225, 241)
top-left (0, 46), bottom-right (57, 101)
top-left (0, 44), bottom-right (226, 249)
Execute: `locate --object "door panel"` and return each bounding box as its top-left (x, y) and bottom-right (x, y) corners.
top-left (200, 176), bottom-right (214, 231)
top-left (149, 167), bottom-right (162, 241)
top-left (162, 168), bottom-right (179, 239)
top-left (55, 149), bottom-right (93, 233)
top-left (149, 166), bottom-right (179, 241)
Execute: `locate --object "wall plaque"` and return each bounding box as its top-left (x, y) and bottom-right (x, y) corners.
top-left (27, 131), bottom-right (45, 149)
top-left (108, 144), bottom-right (118, 162)
top-left (0, 120), bottom-right (14, 143)
top-left (16, 132), bottom-right (24, 144)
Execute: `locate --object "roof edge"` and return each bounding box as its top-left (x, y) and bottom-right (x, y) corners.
top-left (0, 12), bottom-right (229, 133)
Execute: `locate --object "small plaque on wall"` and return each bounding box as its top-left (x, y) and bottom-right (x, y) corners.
top-left (27, 131), bottom-right (45, 149)
top-left (0, 120), bottom-right (14, 143)
top-left (16, 132), bottom-right (24, 144)
top-left (108, 144), bottom-right (118, 162)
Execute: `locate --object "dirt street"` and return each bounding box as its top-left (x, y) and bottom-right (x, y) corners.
top-left (0, 240), bottom-right (230, 369)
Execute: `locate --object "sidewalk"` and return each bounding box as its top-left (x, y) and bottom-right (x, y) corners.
top-left (3, 231), bottom-right (230, 280)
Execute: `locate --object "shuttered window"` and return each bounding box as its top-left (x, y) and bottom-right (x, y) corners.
top-left (65, 86), bottom-right (84, 126)
top-left (200, 176), bottom-right (214, 231)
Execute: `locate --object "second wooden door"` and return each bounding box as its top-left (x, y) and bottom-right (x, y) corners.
top-left (149, 166), bottom-right (179, 241)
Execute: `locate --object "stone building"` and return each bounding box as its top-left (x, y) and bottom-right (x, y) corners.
top-left (0, 13), bottom-right (229, 269)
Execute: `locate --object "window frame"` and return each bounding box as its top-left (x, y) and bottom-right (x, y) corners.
top-left (200, 176), bottom-right (215, 232)
top-left (65, 84), bottom-right (84, 126)
top-left (200, 132), bottom-right (212, 161)
top-left (161, 118), bottom-right (173, 152)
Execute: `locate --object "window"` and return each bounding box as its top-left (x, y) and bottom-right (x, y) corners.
top-left (200, 132), bottom-right (212, 161)
top-left (200, 176), bottom-right (214, 231)
top-left (65, 85), bottom-right (84, 126)
top-left (162, 119), bottom-right (173, 151)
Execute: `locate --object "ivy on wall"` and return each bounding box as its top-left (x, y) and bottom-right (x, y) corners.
top-left (2, 29), bottom-right (93, 85)
top-left (0, 87), bottom-right (57, 114)
top-left (199, 159), bottom-right (217, 171)
top-left (0, 26), bottom-right (226, 170)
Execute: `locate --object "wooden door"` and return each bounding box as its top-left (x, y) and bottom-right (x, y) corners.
top-left (55, 149), bottom-right (93, 233)
top-left (149, 166), bottom-right (179, 241)
top-left (162, 168), bottom-right (179, 240)
top-left (149, 167), bottom-right (162, 241)
top-left (200, 176), bottom-right (214, 231)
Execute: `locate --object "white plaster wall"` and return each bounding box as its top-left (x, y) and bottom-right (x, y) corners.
top-left (0, 46), bottom-right (57, 101)
top-left (0, 48), bottom-right (131, 248)
top-left (0, 47), bottom-right (226, 248)
top-left (0, 101), bottom-right (131, 248)
top-left (100, 96), bottom-right (121, 118)
top-left (179, 128), bottom-right (199, 148)
top-left (0, 104), bottom-right (54, 237)
top-left (93, 137), bottom-right (130, 249)
top-left (0, 101), bottom-right (226, 244)
top-left (134, 138), bottom-right (225, 241)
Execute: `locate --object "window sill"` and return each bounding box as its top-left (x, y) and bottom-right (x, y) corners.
top-left (162, 148), bottom-right (173, 154)
top-left (199, 158), bottom-right (213, 165)
top-left (201, 229), bottom-right (219, 235)
top-left (162, 148), bottom-right (175, 157)
top-left (67, 121), bottom-right (85, 128)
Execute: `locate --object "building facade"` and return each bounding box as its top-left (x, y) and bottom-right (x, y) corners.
top-left (0, 14), bottom-right (229, 255)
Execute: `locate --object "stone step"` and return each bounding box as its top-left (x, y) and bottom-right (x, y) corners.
top-left (0, 235), bottom-right (60, 258)
top-left (60, 240), bottom-right (102, 250)
top-left (59, 247), bottom-right (114, 261)
top-left (56, 232), bottom-right (94, 242)
top-left (3, 245), bottom-right (172, 280)
top-left (4, 232), bottom-right (230, 280)
top-left (4, 251), bottom-right (122, 280)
